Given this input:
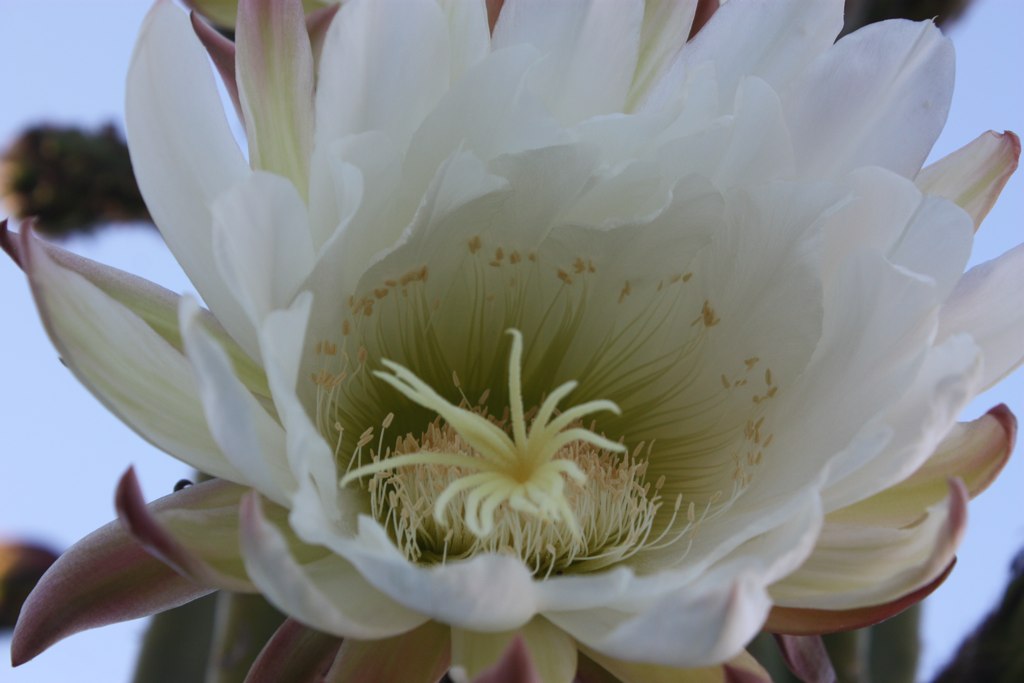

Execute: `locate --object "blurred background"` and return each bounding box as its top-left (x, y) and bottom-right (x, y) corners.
top-left (0, 1), bottom-right (1021, 681)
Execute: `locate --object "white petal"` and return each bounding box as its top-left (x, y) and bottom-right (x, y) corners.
top-left (645, 0), bottom-right (842, 113)
top-left (19, 228), bottom-right (240, 481)
top-left (257, 294), bottom-right (343, 532)
top-left (328, 622), bottom-right (451, 683)
top-left (492, 0), bottom-right (645, 123)
top-left (239, 494), bottom-right (427, 638)
top-left (938, 243), bottom-right (1024, 390)
top-left (211, 171), bottom-right (316, 326)
top-left (126, 1), bottom-right (257, 357)
top-left (786, 19), bottom-right (954, 178)
top-left (916, 130), bottom-right (1020, 230)
top-left (315, 0), bottom-right (450, 149)
top-left (771, 481), bottom-right (967, 610)
top-left (179, 296), bottom-right (296, 505)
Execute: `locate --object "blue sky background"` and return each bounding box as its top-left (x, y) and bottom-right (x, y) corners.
top-left (1, 1), bottom-right (1021, 681)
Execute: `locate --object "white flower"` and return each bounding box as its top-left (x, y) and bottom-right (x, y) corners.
top-left (8, 0), bottom-right (1021, 681)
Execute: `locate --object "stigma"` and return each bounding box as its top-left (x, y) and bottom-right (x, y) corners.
top-left (340, 330), bottom-right (626, 538)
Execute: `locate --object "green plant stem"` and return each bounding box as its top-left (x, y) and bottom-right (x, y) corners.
top-left (867, 605), bottom-right (919, 683)
top-left (204, 592), bottom-right (285, 683)
top-left (824, 630), bottom-right (868, 683)
top-left (131, 593), bottom-right (218, 683)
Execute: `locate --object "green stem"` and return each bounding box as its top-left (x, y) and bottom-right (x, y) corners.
top-left (824, 630), bottom-right (869, 683)
top-left (132, 594), bottom-right (218, 683)
top-left (867, 605), bottom-right (919, 683)
top-left (204, 592), bottom-right (285, 683)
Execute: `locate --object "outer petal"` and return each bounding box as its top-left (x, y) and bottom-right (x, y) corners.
top-left (236, 0), bottom-right (315, 193)
top-left (773, 635), bottom-right (836, 683)
top-left (0, 221), bottom-right (268, 399)
top-left (326, 621), bottom-right (450, 683)
top-left (126, 0), bottom-right (257, 356)
top-left (115, 469), bottom-right (254, 592)
top-left (245, 618), bottom-right (342, 683)
top-left (916, 130), bottom-right (1020, 230)
top-left (938, 242), bottom-right (1024, 390)
top-left (238, 493), bottom-right (428, 639)
top-left (829, 405), bottom-right (1015, 527)
top-left (770, 480), bottom-right (968, 611)
top-left (8, 480), bottom-right (252, 664)
top-left (785, 19), bottom-right (954, 178)
top-left (16, 226), bottom-right (242, 482)
top-left (471, 637), bottom-right (542, 683)
top-left (492, 0), bottom-right (645, 123)
top-left (451, 619), bottom-right (575, 683)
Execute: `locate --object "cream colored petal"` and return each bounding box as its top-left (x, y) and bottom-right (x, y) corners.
top-left (916, 130), bottom-right (1020, 230)
top-left (771, 480), bottom-right (967, 611)
top-left (451, 618), bottom-right (576, 683)
top-left (18, 227), bottom-right (241, 482)
top-left (625, 0), bottom-right (699, 110)
top-left (581, 648), bottom-right (769, 683)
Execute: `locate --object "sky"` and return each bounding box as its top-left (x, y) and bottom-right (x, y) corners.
top-left (0, 1), bottom-right (1021, 681)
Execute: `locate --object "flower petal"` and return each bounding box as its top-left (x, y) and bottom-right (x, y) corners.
top-left (0, 221), bottom-right (268, 399)
top-left (115, 468), bottom-right (253, 592)
top-left (211, 171), bottom-right (316, 326)
top-left (314, 0), bottom-right (450, 150)
top-left (238, 492), bottom-right (427, 639)
top-left (236, 0), bottom-right (315, 193)
top-left (436, 0), bottom-right (491, 80)
top-left (451, 618), bottom-right (575, 683)
top-left (245, 618), bottom-right (342, 683)
top-left (9, 481), bottom-right (243, 664)
top-left (179, 297), bottom-right (296, 505)
top-left (492, 0), bottom-right (645, 123)
top-left (126, 0), bottom-right (257, 356)
top-left (326, 621), bottom-right (450, 683)
top-left (785, 19), bottom-right (954, 178)
top-left (190, 11), bottom-right (241, 120)
top-left (16, 225), bottom-right (243, 482)
top-left (829, 405), bottom-right (1015, 528)
top-left (916, 130), bottom-right (1020, 230)
top-left (647, 0), bottom-right (843, 112)
top-left (764, 561), bottom-right (954, 635)
top-left (625, 0), bottom-right (699, 109)
top-left (938, 242), bottom-right (1024, 390)
top-left (770, 479), bottom-right (968, 611)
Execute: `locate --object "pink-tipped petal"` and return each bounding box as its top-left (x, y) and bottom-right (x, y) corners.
top-left (582, 648), bottom-right (771, 683)
top-left (305, 3), bottom-right (340, 64)
top-left (325, 621), bottom-right (450, 683)
top-left (190, 11), bottom-right (242, 120)
top-left (773, 634), bottom-right (837, 683)
top-left (1, 218), bottom-right (22, 267)
top-left (689, 0), bottom-right (719, 38)
top-left (765, 559), bottom-right (955, 636)
top-left (236, 0), bottom-right (315, 193)
top-left (115, 468), bottom-right (254, 592)
top-left (244, 618), bottom-right (342, 683)
top-left (11, 512), bottom-right (211, 665)
top-left (471, 637), bottom-right (542, 683)
top-left (917, 130), bottom-right (1020, 230)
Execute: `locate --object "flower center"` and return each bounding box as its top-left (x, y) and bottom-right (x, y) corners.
top-left (341, 330), bottom-right (625, 535)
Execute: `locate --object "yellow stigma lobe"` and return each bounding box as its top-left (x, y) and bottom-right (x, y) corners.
top-left (340, 330), bottom-right (625, 538)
